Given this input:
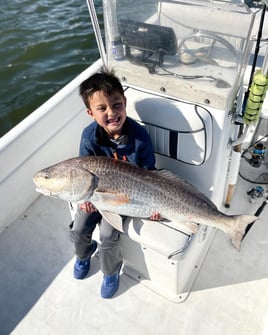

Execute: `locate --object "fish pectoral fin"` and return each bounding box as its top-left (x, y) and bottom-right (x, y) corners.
top-left (94, 191), bottom-right (130, 205)
top-left (99, 210), bottom-right (124, 233)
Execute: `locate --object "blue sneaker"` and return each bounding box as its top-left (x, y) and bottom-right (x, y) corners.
top-left (73, 241), bottom-right (97, 279)
top-left (101, 264), bottom-right (122, 299)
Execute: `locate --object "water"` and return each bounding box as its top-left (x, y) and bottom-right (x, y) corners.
top-left (0, 0), bottom-right (102, 138)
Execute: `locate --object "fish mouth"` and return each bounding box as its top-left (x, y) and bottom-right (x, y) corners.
top-left (35, 187), bottom-right (53, 197)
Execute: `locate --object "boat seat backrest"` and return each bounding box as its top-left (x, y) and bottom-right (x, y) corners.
top-left (124, 87), bottom-right (213, 165)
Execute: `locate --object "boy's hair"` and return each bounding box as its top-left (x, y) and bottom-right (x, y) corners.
top-left (79, 70), bottom-right (124, 109)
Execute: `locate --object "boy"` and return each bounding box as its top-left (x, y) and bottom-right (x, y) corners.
top-left (70, 70), bottom-right (159, 298)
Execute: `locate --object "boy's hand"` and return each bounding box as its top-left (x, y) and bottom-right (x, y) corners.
top-left (150, 212), bottom-right (162, 221)
top-left (79, 201), bottom-right (97, 214)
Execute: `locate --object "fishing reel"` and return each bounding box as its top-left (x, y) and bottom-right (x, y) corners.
top-left (247, 185), bottom-right (265, 203)
top-left (249, 142), bottom-right (266, 167)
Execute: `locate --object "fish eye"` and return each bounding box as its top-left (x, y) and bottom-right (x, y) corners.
top-left (44, 172), bottom-right (50, 179)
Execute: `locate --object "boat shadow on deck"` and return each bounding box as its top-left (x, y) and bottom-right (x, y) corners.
top-left (193, 176), bottom-right (268, 292)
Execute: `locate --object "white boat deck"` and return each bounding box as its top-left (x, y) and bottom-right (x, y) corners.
top-left (1, 174), bottom-right (268, 335)
top-left (2, 1), bottom-right (268, 332)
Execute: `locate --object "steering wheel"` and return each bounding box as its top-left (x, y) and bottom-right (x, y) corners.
top-left (177, 32), bottom-right (238, 68)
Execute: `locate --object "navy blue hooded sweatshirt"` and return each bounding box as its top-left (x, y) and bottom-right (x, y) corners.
top-left (79, 117), bottom-right (156, 170)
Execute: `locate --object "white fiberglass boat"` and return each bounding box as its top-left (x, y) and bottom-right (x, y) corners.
top-left (1, 1), bottom-right (268, 334)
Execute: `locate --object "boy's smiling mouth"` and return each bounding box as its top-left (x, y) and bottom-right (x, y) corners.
top-left (107, 116), bottom-right (120, 124)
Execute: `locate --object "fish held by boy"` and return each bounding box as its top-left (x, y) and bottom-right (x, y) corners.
top-left (33, 156), bottom-right (257, 251)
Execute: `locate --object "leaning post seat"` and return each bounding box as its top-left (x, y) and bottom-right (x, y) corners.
top-left (118, 87), bottom-right (216, 302)
top-left (121, 218), bottom-right (215, 302)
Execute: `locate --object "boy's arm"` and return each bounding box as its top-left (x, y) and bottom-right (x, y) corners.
top-left (79, 136), bottom-right (95, 157)
top-left (79, 124), bottom-right (100, 157)
top-left (78, 128), bottom-right (97, 212)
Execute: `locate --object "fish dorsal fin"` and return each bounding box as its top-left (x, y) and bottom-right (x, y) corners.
top-left (153, 169), bottom-right (217, 210)
top-left (153, 169), bottom-right (199, 193)
top-left (153, 169), bottom-right (184, 183)
top-left (98, 210), bottom-right (124, 232)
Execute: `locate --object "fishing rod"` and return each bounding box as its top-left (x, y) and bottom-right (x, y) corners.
top-left (225, 3), bottom-right (267, 207)
top-left (245, 3), bottom-right (266, 100)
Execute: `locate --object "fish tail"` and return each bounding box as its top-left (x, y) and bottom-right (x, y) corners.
top-left (230, 215), bottom-right (258, 251)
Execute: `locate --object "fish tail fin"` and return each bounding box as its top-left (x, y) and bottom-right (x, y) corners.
top-left (230, 215), bottom-right (258, 251)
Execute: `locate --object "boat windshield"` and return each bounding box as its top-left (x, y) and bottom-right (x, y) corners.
top-left (102, 0), bottom-right (258, 110)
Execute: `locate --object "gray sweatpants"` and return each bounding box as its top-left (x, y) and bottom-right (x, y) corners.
top-left (99, 217), bottom-right (123, 275)
top-left (69, 207), bottom-right (123, 275)
top-left (69, 208), bottom-right (100, 260)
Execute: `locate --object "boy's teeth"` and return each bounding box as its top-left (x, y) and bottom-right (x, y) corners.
top-left (108, 117), bottom-right (119, 123)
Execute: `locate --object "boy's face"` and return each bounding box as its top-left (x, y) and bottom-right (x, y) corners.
top-left (87, 90), bottom-right (127, 139)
